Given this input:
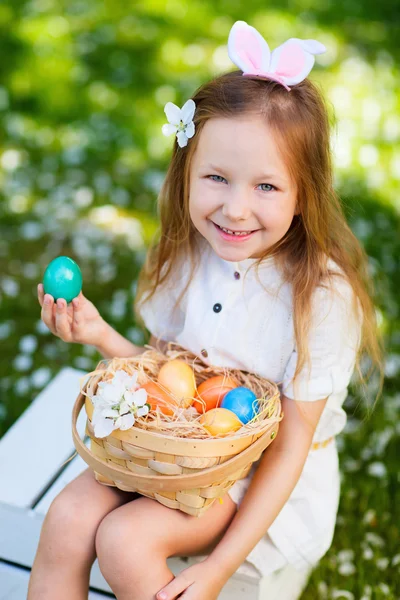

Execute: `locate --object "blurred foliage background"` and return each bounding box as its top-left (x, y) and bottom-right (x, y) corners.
top-left (0, 0), bottom-right (399, 598)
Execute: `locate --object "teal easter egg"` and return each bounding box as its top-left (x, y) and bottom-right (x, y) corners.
top-left (220, 387), bottom-right (259, 424)
top-left (43, 256), bottom-right (82, 303)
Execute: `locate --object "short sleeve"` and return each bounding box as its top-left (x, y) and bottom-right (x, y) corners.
top-left (136, 261), bottom-right (189, 341)
top-left (281, 275), bottom-right (363, 402)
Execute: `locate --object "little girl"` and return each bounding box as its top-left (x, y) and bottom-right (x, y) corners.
top-left (30, 20), bottom-right (383, 600)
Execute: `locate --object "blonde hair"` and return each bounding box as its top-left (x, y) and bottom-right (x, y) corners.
top-left (135, 71), bottom-right (384, 404)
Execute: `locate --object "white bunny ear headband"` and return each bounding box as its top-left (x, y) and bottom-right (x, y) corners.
top-left (162, 20), bottom-right (326, 147)
top-left (227, 20), bottom-right (326, 91)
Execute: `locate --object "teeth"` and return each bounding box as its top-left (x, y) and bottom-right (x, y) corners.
top-left (220, 226), bottom-right (253, 236)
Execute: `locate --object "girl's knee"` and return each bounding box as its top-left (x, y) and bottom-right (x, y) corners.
top-left (39, 491), bottom-right (98, 564)
top-left (95, 502), bottom-right (167, 583)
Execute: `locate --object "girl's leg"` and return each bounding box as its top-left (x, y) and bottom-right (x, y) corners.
top-left (95, 494), bottom-right (238, 600)
top-left (27, 468), bottom-right (137, 600)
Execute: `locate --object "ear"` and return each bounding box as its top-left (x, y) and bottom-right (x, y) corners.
top-left (294, 203), bottom-right (301, 216)
top-left (227, 20), bottom-right (271, 75)
top-left (269, 38), bottom-right (326, 86)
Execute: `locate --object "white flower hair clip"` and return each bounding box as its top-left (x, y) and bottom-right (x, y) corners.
top-left (162, 99), bottom-right (196, 148)
top-left (227, 20), bottom-right (326, 91)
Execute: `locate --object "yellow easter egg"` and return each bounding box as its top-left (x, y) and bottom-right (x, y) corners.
top-left (157, 359), bottom-right (196, 408)
top-left (199, 408), bottom-right (242, 436)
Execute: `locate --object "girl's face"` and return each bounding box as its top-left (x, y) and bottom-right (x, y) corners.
top-left (189, 115), bottom-right (299, 261)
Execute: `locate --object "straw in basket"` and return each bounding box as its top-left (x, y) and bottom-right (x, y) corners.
top-left (72, 342), bottom-right (282, 517)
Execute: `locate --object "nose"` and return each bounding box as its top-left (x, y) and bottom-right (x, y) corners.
top-left (221, 187), bottom-right (252, 222)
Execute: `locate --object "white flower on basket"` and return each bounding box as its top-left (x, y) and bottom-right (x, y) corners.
top-left (91, 369), bottom-right (150, 438)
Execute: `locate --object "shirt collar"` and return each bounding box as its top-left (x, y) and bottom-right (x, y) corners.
top-left (195, 233), bottom-right (275, 273)
top-left (224, 254), bottom-right (275, 273)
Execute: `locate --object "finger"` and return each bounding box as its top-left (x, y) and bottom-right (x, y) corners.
top-left (41, 294), bottom-right (57, 332)
top-left (37, 283), bottom-right (45, 307)
top-left (72, 295), bottom-right (84, 328)
top-left (55, 298), bottom-right (71, 341)
top-left (176, 591), bottom-right (191, 599)
top-left (157, 575), bottom-right (192, 600)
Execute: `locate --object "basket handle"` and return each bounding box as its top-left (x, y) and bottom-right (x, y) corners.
top-left (72, 390), bottom-right (279, 493)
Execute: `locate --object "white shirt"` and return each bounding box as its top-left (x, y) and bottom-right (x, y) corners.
top-left (137, 234), bottom-right (362, 575)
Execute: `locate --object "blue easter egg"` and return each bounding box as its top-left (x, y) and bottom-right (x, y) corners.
top-left (220, 387), bottom-right (259, 424)
top-left (43, 256), bottom-right (82, 303)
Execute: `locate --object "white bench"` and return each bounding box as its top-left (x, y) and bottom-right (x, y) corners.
top-left (0, 367), bottom-right (312, 599)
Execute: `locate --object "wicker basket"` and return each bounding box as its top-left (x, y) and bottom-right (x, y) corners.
top-left (72, 344), bottom-right (282, 517)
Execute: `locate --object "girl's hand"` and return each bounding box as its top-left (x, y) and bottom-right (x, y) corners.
top-left (156, 560), bottom-right (228, 600)
top-left (37, 283), bottom-right (107, 347)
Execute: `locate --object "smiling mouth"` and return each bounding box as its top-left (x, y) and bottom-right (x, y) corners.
top-left (213, 222), bottom-right (259, 235)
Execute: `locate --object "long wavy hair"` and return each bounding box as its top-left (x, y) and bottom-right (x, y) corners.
top-left (135, 70), bottom-right (384, 404)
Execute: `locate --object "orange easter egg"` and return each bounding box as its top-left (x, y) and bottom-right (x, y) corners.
top-left (199, 408), bottom-right (242, 436)
top-left (141, 381), bottom-right (178, 416)
top-left (157, 359), bottom-right (196, 408)
top-left (193, 375), bottom-right (239, 414)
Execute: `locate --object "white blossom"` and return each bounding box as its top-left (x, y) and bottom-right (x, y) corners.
top-left (332, 591), bottom-right (354, 600)
top-left (162, 99), bottom-right (196, 147)
top-left (338, 562), bottom-right (356, 576)
top-left (90, 369), bottom-right (149, 438)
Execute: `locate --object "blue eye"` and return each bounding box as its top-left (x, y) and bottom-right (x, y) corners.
top-left (207, 175), bottom-right (276, 192)
top-left (208, 175), bottom-right (227, 183)
top-left (258, 183), bottom-right (276, 192)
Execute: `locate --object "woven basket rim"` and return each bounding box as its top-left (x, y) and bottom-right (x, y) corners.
top-left (84, 394), bottom-right (280, 447)
top-left (72, 391), bottom-right (280, 491)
